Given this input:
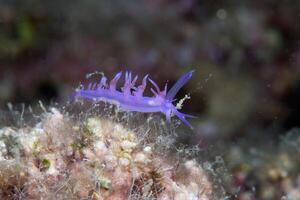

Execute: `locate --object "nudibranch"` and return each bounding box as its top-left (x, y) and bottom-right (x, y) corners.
top-left (75, 70), bottom-right (195, 129)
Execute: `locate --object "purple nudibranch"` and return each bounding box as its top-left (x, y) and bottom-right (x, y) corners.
top-left (75, 71), bottom-right (195, 129)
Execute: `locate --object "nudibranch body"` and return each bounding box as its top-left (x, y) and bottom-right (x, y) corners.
top-left (75, 70), bottom-right (195, 129)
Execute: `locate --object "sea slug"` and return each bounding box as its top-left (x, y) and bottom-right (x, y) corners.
top-left (75, 70), bottom-right (195, 129)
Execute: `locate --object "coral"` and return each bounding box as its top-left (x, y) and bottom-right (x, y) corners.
top-left (0, 107), bottom-right (213, 199)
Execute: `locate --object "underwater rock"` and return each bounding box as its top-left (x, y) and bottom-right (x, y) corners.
top-left (0, 107), bottom-right (214, 199)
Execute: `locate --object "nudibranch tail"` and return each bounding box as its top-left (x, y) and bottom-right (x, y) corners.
top-left (172, 109), bottom-right (197, 130)
top-left (75, 70), bottom-right (195, 129)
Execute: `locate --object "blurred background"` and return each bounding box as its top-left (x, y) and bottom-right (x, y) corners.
top-left (0, 0), bottom-right (299, 199)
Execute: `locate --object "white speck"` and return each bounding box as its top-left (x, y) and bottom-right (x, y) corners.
top-left (148, 100), bottom-right (155, 105)
top-left (134, 153), bottom-right (150, 164)
top-left (184, 160), bottom-right (196, 169)
top-left (121, 140), bottom-right (137, 152)
top-left (216, 9), bottom-right (227, 20)
top-left (50, 107), bottom-right (63, 119)
top-left (119, 157), bottom-right (130, 166)
top-left (0, 140), bottom-right (7, 160)
top-left (143, 146), bottom-right (152, 153)
top-left (94, 141), bottom-right (108, 155)
top-left (7, 102), bottom-right (13, 111)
